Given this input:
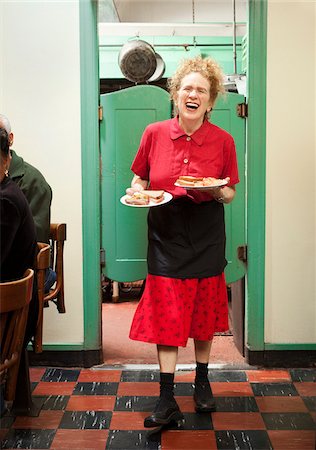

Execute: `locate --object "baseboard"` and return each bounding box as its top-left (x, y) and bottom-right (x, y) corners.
top-left (28, 348), bottom-right (103, 368)
top-left (245, 348), bottom-right (316, 368)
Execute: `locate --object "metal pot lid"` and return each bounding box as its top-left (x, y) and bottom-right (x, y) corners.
top-left (148, 53), bottom-right (165, 82)
top-left (118, 39), bottom-right (157, 83)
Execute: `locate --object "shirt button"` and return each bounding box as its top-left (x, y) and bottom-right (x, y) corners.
top-left (183, 158), bottom-right (189, 164)
top-left (186, 136), bottom-right (191, 141)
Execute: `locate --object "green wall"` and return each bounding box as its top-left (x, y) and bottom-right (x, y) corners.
top-left (99, 35), bottom-right (245, 79)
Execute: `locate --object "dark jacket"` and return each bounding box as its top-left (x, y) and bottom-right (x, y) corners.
top-left (0, 176), bottom-right (37, 282)
top-left (0, 175), bottom-right (39, 344)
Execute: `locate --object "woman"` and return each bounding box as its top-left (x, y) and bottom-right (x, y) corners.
top-left (0, 127), bottom-right (37, 339)
top-left (0, 127), bottom-right (38, 416)
top-left (127, 56), bottom-right (239, 428)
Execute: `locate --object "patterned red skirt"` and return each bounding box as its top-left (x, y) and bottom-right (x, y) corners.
top-left (129, 273), bottom-right (229, 347)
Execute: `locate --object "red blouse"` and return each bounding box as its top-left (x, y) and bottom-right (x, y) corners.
top-left (131, 116), bottom-right (239, 203)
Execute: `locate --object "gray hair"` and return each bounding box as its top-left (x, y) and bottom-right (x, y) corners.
top-left (0, 114), bottom-right (11, 134)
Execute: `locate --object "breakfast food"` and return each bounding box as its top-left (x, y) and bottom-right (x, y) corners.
top-left (175, 176), bottom-right (226, 188)
top-left (125, 192), bottom-right (150, 206)
top-left (125, 190), bottom-right (165, 205)
top-left (143, 190), bottom-right (165, 204)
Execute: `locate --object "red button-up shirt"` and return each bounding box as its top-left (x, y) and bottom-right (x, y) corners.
top-left (131, 117), bottom-right (239, 203)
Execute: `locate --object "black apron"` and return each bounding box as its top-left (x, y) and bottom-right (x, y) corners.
top-left (147, 197), bottom-right (226, 279)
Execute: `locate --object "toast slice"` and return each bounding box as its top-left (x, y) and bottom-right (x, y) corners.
top-left (125, 192), bottom-right (150, 205)
top-left (143, 190), bottom-right (165, 203)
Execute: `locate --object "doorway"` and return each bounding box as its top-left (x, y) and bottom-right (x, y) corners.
top-left (79, 0), bottom-right (267, 366)
top-left (99, 81), bottom-right (247, 366)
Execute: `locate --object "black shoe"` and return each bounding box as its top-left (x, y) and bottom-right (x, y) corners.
top-left (144, 396), bottom-right (184, 428)
top-left (194, 381), bottom-right (216, 412)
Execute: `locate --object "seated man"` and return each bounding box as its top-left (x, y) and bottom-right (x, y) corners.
top-left (0, 114), bottom-right (56, 292)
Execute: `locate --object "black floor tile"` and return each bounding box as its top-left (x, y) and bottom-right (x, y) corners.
top-left (216, 430), bottom-right (273, 450)
top-left (251, 383), bottom-right (299, 396)
top-left (106, 429), bottom-right (161, 449)
top-left (1, 429), bottom-right (56, 449)
top-left (42, 368), bottom-right (80, 382)
top-left (174, 382), bottom-right (194, 396)
top-left (262, 412), bottom-right (316, 430)
top-left (73, 382), bottom-right (118, 395)
top-left (115, 396), bottom-right (156, 412)
top-left (168, 412), bottom-right (213, 430)
top-left (40, 394), bottom-right (70, 410)
top-left (214, 396), bottom-right (259, 412)
top-left (120, 371), bottom-right (160, 382)
top-left (303, 396), bottom-right (316, 411)
top-left (59, 410), bottom-right (112, 429)
top-left (209, 370), bottom-right (247, 382)
top-left (290, 369), bottom-right (316, 382)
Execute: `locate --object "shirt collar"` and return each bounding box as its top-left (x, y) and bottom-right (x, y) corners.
top-left (9, 150), bottom-right (25, 178)
top-left (170, 116), bottom-right (210, 146)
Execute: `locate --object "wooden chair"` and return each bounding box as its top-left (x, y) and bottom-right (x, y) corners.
top-left (45, 223), bottom-right (66, 313)
top-left (0, 269), bottom-right (34, 405)
top-left (33, 223), bottom-right (66, 353)
top-left (34, 243), bottom-right (50, 354)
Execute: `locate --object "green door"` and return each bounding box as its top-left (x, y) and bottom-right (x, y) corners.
top-left (211, 93), bottom-right (246, 283)
top-left (100, 86), bottom-right (245, 284)
top-left (100, 85), bottom-right (171, 282)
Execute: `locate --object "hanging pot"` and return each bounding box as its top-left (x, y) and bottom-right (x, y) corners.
top-left (118, 39), bottom-right (157, 83)
top-left (148, 53), bottom-right (166, 82)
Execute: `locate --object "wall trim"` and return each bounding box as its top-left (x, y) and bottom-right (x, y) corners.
top-left (246, 348), bottom-right (316, 368)
top-left (265, 343), bottom-right (316, 351)
top-left (79, 0), bottom-right (101, 350)
top-left (246, 0), bottom-right (267, 351)
top-left (29, 349), bottom-right (102, 368)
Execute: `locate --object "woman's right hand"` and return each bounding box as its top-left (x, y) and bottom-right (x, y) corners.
top-left (126, 175), bottom-right (148, 196)
top-left (126, 183), bottom-right (144, 196)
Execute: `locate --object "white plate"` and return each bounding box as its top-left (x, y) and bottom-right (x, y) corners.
top-left (120, 192), bottom-right (173, 208)
top-left (174, 179), bottom-right (228, 189)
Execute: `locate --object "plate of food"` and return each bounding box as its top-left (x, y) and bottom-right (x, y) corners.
top-left (120, 190), bottom-right (173, 207)
top-left (174, 176), bottom-right (228, 189)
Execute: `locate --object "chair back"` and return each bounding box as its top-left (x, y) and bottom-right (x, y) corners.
top-left (45, 223), bottom-right (66, 313)
top-left (0, 269), bottom-right (34, 403)
top-left (34, 243), bottom-right (50, 354)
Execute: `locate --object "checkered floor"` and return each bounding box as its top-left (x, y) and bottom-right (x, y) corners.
top-left (1, 367), bottom-right (315, 449)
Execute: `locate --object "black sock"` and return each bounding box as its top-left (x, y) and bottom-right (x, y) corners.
top-left (195, 362), bottom-right (209, 382)
top-left (160, 372), bottom-right (175, 399)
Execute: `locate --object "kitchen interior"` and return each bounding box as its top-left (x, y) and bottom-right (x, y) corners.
top-left (98, 0), bottom-right (249, 368)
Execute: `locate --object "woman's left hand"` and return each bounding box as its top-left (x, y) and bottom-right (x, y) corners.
top-left (195, 177), bottom-right (230, 194)
top-left (197, 177), bottom-right (236, 203)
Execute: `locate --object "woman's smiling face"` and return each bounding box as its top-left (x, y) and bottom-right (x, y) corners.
top-left (176, 72), bottom-right (213, 126)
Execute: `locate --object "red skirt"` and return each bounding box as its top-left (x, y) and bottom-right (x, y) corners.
top-left (129, 273), bottom-right (229, 347)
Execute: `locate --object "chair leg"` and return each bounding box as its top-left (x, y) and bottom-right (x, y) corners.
top-left (10, 349), bottom-right (44, 417)
top-left (56, 282), bottom-right (66, 313)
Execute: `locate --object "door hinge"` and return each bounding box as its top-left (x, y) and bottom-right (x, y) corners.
top-left (100, 248), bottom-right (105, 267)
top-left (98, 106), bottom-right (103, 121)
top-left (237, 245), bottom-right (247, 263)
top-left (237, 103), bottom-right (248, 118)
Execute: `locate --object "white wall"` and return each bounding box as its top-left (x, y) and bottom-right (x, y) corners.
top-left (1, 0), bottom-right (315, 351)
top-left (0, 0), bottom-right (84, 345)
top-left (265, 0), bottom-right (316, 343)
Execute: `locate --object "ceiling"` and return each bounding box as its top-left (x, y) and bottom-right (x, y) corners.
top-left (99, 0), bottom-right (247, 24)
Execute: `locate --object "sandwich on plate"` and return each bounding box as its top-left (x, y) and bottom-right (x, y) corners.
top-left (125, 190), bottom-right (165, 205)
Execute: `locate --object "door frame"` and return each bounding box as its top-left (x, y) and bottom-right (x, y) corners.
top-left (80, 0), bottom-right (101, 351)
top-left (80, 0), bottom-right (267, 355)
top-left (246, 0), bottom-right (267, 352)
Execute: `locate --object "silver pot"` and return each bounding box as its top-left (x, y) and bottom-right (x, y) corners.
top-left (148, 53), bottom-right (166, 82)
top-left (118, 39), bottom-right (157, 83)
